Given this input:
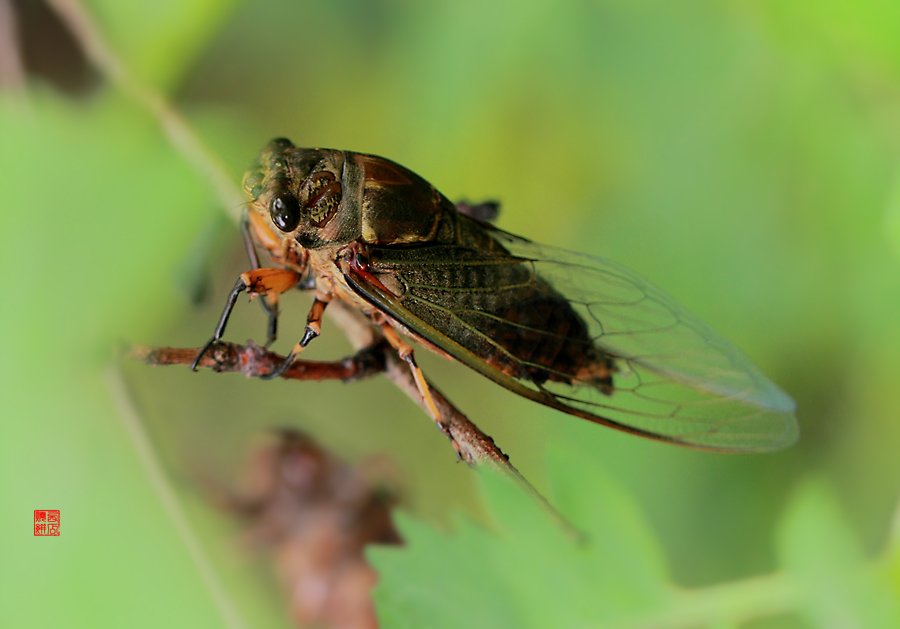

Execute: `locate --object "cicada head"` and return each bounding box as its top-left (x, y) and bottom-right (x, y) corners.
top-left (242, 138), bottom-right (357, 249)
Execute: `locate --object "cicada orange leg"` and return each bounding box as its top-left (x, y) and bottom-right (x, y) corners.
top-left (242, 210), bottom-right (311, 346)
top-left (378, 320), bottom-right (449, 437)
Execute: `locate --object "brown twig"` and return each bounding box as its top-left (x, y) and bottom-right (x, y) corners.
top-left (136, 338), bottom-right (511, 467)
top-left (137, 335), bottom-right (584, 539)
top-left (136, 340), bottom-right (389, 384)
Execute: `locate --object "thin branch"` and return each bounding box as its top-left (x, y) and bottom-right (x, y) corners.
top-left (136, 339), bottom-right (511, 468)
top-left (619, 572), bottom-right (801, 629)
top-left (136, 340), bottom-right (389, 384)
top-left (46, 0), bottom-right (244, 219)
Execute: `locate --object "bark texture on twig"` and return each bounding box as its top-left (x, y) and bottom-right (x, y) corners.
top-left (137, 336), bottom-right (511, 468)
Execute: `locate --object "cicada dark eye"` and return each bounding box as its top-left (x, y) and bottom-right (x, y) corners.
top-left (269, 194), bottom-right (301, 232)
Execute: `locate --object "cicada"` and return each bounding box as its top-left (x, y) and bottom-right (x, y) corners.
top-left (194, 138), bottom-right (797, 453)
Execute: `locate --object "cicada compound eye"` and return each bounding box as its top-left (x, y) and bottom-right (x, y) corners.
top-left (269, 194), bottom-right (301, 232)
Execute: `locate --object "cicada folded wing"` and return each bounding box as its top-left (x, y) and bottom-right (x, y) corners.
top-left (344, 221), bottom-right (798, 452)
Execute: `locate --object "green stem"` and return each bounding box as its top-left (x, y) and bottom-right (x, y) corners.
top-left (47, 0), bottom-right (245, 222)
top-left (623, 572), bottom-right (802, 629)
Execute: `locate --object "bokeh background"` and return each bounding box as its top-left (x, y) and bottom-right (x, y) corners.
top-left (2, 0), bottom-right (899, 627)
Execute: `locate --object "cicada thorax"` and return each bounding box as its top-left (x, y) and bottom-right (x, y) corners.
top-left (352, 153), bottom-right (454, 246)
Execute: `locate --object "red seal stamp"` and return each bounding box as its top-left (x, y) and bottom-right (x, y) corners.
top-left (34, 510), bottom-right (61, 536)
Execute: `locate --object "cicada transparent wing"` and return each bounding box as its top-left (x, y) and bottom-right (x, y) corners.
top-left (344, 220), bottom-right (797, 452)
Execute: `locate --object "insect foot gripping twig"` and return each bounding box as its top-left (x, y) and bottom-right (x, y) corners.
top-left (191, 267), bottom-right (302, 371)
top-left (138, 341), bottom-right (389, 383)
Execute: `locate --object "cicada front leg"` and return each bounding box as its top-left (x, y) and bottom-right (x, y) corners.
top-left (191, 266), bottom-right (305, 371)
top-left (243, 210), bottom-right (311, 346)
top-left (241, 211), bottom-right (278, 346)
top-left (192, 211), bottom-right (311, 371)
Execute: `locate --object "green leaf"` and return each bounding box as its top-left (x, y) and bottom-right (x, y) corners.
top-left (371, 463), bottom-right (900, 629)
top-left (777, 479), bottom-right (900, 627)
top-left (370, 450), bottom-right (670, 628)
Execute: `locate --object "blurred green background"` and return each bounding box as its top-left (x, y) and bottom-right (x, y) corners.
top-left (2, 0), bottom-right (898, 627)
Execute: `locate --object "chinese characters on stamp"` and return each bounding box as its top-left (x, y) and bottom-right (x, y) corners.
top-left (34, 510), bottom-right (60, 536)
